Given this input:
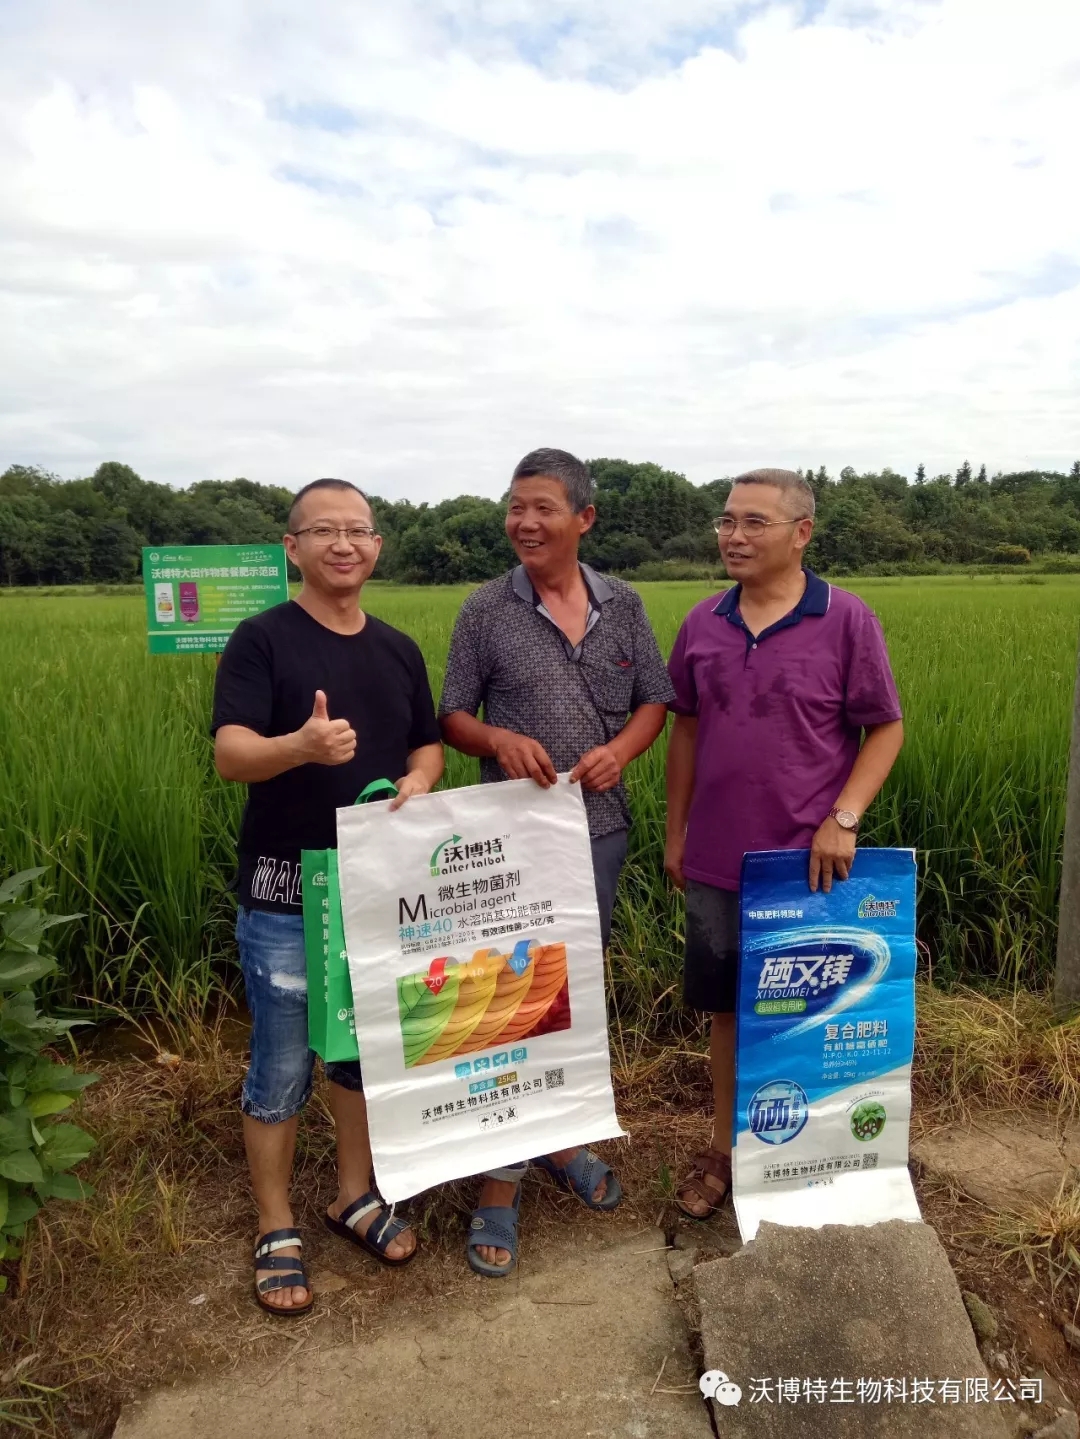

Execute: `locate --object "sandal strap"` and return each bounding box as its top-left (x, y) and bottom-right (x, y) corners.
top-left (337, 1192), bottom-right (410, 1253)
top-left (255, 1227), bottom-right (303, 1258)
top-left (534, 1149), bottom-right (620, 1208)
top-left (257, 1271), bottom-right (308, 1296)
top-left (467, 1205), bottom-right (519, 1255)
top-left (567, 1149), bottom-right (610, 1195)
top-left (254, 1246), bottom-right (310, 1298)
top-left (695, 1149), bottom-right (732, 1184)
top-left (676, 1150), bottom-right (732, 1212)
top-left (677, 1174), bottom-right (719, 1207)
top-left (337, 1193), bottom-right (383, 1231)
top-left (368, 1208), bottom-right (410, 1251)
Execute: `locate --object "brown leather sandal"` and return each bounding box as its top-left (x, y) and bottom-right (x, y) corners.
top-left (674, 1147), bottom-right (732, 1220)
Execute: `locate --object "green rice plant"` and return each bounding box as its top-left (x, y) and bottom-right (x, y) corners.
top-left (0, 575), bottom-right (1076, 1025)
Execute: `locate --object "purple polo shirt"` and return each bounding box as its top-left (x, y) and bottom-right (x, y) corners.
top-left (667, 570), bottom-right (902, 891)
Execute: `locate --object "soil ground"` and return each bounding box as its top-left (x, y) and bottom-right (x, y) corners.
top-left (3, 1026), bottom-right (1080, 1438)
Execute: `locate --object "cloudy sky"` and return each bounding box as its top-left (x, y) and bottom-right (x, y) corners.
top-left (2, 0), bottom-right (1078, 501)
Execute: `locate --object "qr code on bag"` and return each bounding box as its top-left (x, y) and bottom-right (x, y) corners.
top-left (545, 1068), bottom-right (565, 1089)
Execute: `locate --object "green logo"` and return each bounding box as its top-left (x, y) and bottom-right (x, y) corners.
top-left (430, 834), bottom-right (462, 875)
top-left (858, 894), bottom-right (898, 919)
top-left (850, 1100), bottom-right (886, 1142)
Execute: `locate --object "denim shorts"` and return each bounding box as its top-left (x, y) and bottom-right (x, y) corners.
top-left (236, 905), bottom-right (363, 1124)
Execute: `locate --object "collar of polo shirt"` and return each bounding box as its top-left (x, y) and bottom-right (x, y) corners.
top-left (714, 567), bottom-right (831, 647)
top-left (511, 562), bottom-right (615, 608)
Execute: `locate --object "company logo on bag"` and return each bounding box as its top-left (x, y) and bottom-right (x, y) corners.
top-left (748, 1079), bottom-right (809, 1145)
top-left (429, 832), bottom-right (509, 877)
top-left (336, 1007), bottom-right (352, 1022)
top-left (312, 871), bottom-right (327, 888)
top-left (858, 893), bottom-right (898, 919)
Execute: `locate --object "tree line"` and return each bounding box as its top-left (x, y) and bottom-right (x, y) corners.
top-left (2, 457), bottom-right (1080, 587)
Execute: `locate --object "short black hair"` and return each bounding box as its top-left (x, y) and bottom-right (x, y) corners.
top-left (288, 478), bottom-right (375, 532)
top-left (510, 448), bottom-right (594, 514)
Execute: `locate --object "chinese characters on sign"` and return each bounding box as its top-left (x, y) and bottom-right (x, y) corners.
top-left (143, 544), bottom-right (289, 654)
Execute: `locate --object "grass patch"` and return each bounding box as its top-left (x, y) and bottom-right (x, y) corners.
top-left (914, 981), bottom-right (1080, 1118)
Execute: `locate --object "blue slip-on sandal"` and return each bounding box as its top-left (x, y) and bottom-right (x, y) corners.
top-left (466, 1170), bottom-right (523, 1279)
top-left (325, 1191), bottom-right (417, 1268)
top-left (533, 1149), bottom-right (623, 1211)
top-left (254, 1227), bottom-right (314, 1317)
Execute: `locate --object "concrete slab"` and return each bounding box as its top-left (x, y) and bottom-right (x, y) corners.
top-left (112, 1229), bottom-right (712, 1439)
top-left (693, 1219), bottom-right (1010, 1436)
top-left (913, 1114), bottom-right (1080, 1211)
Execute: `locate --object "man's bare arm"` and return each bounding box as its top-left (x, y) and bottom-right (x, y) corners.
top-left (570, 703), bottom-right (669, 792)
top-left (215, 690), bottom-right (356, 783)
top-left (440, 710), bottom-right (558, 787)
top-left (389, 742), bottom-right (445, 810)
top-left (809, 718), bottom-right (905, 892)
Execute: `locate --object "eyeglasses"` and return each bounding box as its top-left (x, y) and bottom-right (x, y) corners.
top-left (713, 515), bottom-right (808, 539)
top-left (291, 526), bottom-right (378, 545)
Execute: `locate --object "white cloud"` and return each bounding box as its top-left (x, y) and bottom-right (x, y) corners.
top-left (0, 0), bottom-right (1078, 498)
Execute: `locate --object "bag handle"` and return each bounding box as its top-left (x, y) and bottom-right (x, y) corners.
top-left (354, 778), bottom-right (400, 805)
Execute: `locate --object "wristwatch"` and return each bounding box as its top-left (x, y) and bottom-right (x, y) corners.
top-left (828, 807), bottom-right (860, 832)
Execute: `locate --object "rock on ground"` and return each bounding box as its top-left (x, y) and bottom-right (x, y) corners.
top-left (112, 1228), bottom-right (711, 1439)
top-left (1033, 1415), bottom-right (1080, 1439)
top-left (693, 1219), bottom-right (1010, 1436)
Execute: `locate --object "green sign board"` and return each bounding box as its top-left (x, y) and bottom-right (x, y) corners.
top-left (142, 544), bottom-right (289, 654)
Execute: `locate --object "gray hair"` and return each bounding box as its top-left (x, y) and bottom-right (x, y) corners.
top-left (731, 467), bottom-right (816, 519)
top-left (510, 448), bottom-right (594, 514)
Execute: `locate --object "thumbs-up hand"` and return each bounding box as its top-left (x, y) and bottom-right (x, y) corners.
top-left (296, 690), bottom-right (357, 766)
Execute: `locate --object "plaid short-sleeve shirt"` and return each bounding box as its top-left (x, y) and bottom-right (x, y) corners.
top-left (439, 564), bottom-right (675, 837)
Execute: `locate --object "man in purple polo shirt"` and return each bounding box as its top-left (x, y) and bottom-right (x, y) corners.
top-left (664, 468), bottom-right (904, 1219)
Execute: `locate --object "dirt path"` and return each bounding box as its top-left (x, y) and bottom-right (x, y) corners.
top-left (112, 1226), bottom-right (711, 1439)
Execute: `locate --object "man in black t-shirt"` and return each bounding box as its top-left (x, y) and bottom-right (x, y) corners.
top-left (212, 478), bottom-right (443, 1316)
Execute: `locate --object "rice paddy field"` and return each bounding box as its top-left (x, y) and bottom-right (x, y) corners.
top-left (0, 575), bottom-right (1077, 1031)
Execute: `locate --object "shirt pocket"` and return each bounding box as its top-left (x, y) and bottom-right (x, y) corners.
top-left (585, 659), bottom-right (636, 718)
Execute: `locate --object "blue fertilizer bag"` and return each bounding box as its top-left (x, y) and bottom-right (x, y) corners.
top-left (733, 847), bottom-right (921, 1241)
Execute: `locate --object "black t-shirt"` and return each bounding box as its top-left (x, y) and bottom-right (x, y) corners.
top-left (211, 601), bottom-right (441, 913)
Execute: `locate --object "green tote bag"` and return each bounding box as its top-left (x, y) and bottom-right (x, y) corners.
top-left (302, 778), bottom-right (399, 1062)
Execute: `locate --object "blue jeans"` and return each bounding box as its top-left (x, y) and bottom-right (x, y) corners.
top-left (236, 906), bottom-right (363, 1124)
